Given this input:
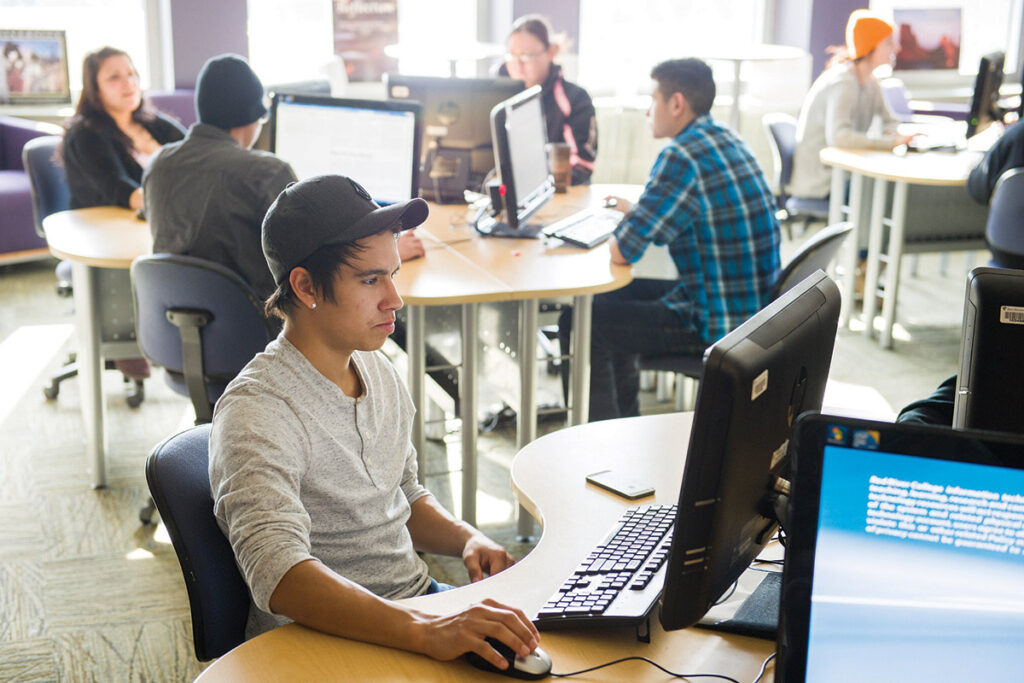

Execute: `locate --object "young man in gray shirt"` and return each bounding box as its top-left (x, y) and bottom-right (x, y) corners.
top-left (209, 175), bottom-right (539, 670)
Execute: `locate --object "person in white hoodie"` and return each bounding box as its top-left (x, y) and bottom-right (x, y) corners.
top-left (789, 9), bottom-right (914, 200)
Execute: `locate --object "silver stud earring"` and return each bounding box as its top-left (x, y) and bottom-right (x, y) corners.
top-left (311, 302), bottom-right (317, 310)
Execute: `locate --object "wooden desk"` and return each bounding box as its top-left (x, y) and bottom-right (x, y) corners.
top-left (41, 192), bottom-right (634, 504)
top-left (396, 184), bottom-right (634, 529)
top-left (44, 207), bottom-right (151, 487)
top-left (195, 413), bottom-right (775, 682)
top-left (820, 147), bottom-right (987, 348)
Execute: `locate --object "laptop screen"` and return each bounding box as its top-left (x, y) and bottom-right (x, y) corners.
top-left (780, 416), bottom-right (1024, 682)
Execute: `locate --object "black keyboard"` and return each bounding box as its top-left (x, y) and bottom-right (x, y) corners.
top-left (535, 504), bottom-right (676, 630)
top-left (542, 208), bottom-right (621, 248)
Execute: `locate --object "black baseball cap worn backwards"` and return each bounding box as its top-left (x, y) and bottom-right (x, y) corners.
top-left (262, 174), bottom-right (429, 285)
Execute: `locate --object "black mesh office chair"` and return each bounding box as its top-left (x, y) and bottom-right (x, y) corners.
top-left (22, 134), bottom-right (146, 406)
top-left (640, 222), bottom-right (854, 410)
top-left (985, 168), bottom-right (1024, 269)
top-left (762, 113), bottom-right (830, 239)
top-left (146, 423), bottom-right (250, 661)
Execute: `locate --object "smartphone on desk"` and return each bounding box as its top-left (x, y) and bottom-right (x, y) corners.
top-left (586, 469), bottom-right (655, 500)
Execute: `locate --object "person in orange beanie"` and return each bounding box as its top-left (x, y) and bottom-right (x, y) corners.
top-left (789, 9), bottom-right (915, 200)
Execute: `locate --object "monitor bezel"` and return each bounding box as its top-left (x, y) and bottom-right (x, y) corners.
top-left (488, 85), bottom-right (554, 233)
top-left (268, 91), bottom-right (423, 204)
top-left (966, 51), bottom-right (1005, 138)
top-left (0, 28), bottom-right (71, 105)
top-left (776, 413), bottom-right (1024, 682)
top-left (658, 270), bottom-right (841, 632)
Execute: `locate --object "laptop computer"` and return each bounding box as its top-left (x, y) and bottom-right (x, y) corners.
top-left (954, 267), bottom-right (1024, 433)
top-left (777, 413), bottom-right (1024, 682)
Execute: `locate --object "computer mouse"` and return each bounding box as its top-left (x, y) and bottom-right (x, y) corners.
top-left (463, 637), bottom-right (552, 679)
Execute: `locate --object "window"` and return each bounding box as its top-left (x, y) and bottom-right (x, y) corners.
top-left (577, 0), bottom-right (767, 97)
top-left (3, 0), bottom-right (150, 92)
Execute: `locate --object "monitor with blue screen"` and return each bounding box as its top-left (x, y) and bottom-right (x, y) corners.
top-left (778, 414), bottom-right (1024, 682)
top-left (269, 93), bottom-right (421, 205)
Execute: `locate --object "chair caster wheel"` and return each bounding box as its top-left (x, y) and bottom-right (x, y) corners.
top-left (125, 380), bottom-right (145, 408)
top-left (43, 384), bottom-right (59, 400)
top-left (139, 499), bottom-right (157, 525)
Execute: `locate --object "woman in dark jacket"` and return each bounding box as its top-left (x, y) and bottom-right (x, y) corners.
top-left (64, 46), bottom-right (185, 210)
top-left (500, 15), bottom-right (597, 185)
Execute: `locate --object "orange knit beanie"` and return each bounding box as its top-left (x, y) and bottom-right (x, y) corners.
top-left (846, 10), bottom-right (894, 60)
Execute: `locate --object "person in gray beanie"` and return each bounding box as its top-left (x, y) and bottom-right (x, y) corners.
top-left (142, 53), bottom-right (296, 300)
top-left (208, 174), bottom-right (539, 669)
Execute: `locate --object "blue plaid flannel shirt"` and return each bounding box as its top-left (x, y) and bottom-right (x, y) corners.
top-left (614, 114), bottom-right (781, 344)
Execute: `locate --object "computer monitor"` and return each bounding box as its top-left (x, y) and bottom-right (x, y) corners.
top-left (966, 51), bottom-right (1005, 138)
top-left (474, 85), bottom-right (554, 239)
top-left (954, 267), bottom-right (1024, 434)
top-left (384, 74), bottom-right (524, 202)
top-left (0, 29), bottom-right (71, 104)
top-left (269, 92), bottom-right (421, 206)
top-left (658, 269), bottom-right (841, 633)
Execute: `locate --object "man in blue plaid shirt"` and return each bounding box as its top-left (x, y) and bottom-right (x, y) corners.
top-left (560, 58), bottom-right (780, 421)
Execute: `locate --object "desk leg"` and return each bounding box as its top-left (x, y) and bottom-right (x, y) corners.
top-left (516, 301), bottom-right (539, 539)
top-left (879, 182), bottom-right (908, 349)
top-left (838, 171), bottom-right (863, 328)
top-left (73, 263), bottom-right (107, 488)
top-left (570, 294), bottom-right (593, 426)
top-left (861, 177), bottom-right (888, 338)
top-left (408, 306), bottom-right (426, 484)
top-left (461, 303), bottom-right (478, 526)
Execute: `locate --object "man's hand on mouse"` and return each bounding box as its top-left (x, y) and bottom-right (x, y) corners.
top-left (604, 195), bottom-right (631, 213)
top-left (462, 533), bottom-right (516, 582)
top-left (413, 598), bottom-right (540, 669)
top-left (398, 230), bottom-right (425, 261)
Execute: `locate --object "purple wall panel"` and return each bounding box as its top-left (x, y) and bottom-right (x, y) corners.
top-left (170, 0), bottom-right (249, 89)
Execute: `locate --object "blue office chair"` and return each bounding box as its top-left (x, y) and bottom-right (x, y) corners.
top-left (131, 254), bottom-right (275, 424)
top-left (146, 423), bottom-right (250, 661)
top-left (985, 167), bottom-right (1024, 269)
top-left (22, 135), bottom-right (147, 405)
top-left (640, 222), bottom-right (853, 410)
top-left (762, 113), bottom-right (830, 239)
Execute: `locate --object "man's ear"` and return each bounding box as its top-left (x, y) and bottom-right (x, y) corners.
top-left (670, 91), bottom-right (689, 117)
top-left (289, 267), bottom-right (317, 309)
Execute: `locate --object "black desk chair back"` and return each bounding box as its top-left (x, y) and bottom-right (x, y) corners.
top-left (762, 112), bottom-right (829, 238)
top-left (986, 167), bottom-right (1024, 269)
top-left (131, 254), bottom-right (275, 424)
top-left (146, 423), bottom-right (250, 661)
top-left (641, 222), bottom-right (853, 409)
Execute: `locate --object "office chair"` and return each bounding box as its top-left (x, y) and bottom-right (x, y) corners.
top-left (132, 254), bottom-right (275, 424)
top-left (985, 167), bottom-right (1024, 269)
top-left (762, 113), bottom-right (830, 239)
top-left (640, 222), bottom-right (853, 410)
top-left (145, 423), bottom-right (250, 661)
top-left (22, 135), bottom-right (146, 405)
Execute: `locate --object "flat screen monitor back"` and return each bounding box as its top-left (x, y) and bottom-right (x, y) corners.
top-left (384, 74), bottom-right (523, 196)
top-left (659, 270), bottom-right (841, 632)
top-left (966, 51), bottom-right (1005, 138)
top-left (954, 267), bottom-right (1024, 434)
top-left (479, 85), bottom-right (553, 237)
top-left (270, 93), bottom-right (421, 206)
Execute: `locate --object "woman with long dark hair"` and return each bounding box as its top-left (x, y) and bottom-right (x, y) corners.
top-left (63, 46), bottom-right (185, 209)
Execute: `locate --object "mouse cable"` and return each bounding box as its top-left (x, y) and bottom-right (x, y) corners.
top-left (550, 655), bottom-right (740, 681)
top-left (751, 652), bottom-right (776, 683)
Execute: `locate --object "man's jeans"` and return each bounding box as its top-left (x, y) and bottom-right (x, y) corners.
top-left (558, 279), bottom-right (706, 422)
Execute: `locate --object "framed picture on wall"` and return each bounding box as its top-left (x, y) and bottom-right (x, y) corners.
top-left (1, 29), bottom-right (71, 104)
top-left (894, 8), bottom-right (962, 71)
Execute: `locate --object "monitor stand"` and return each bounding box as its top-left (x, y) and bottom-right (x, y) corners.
top-left (473, 210), bottom-right (544, 239)
top-left (696, 567), bottom-right (781, 640)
